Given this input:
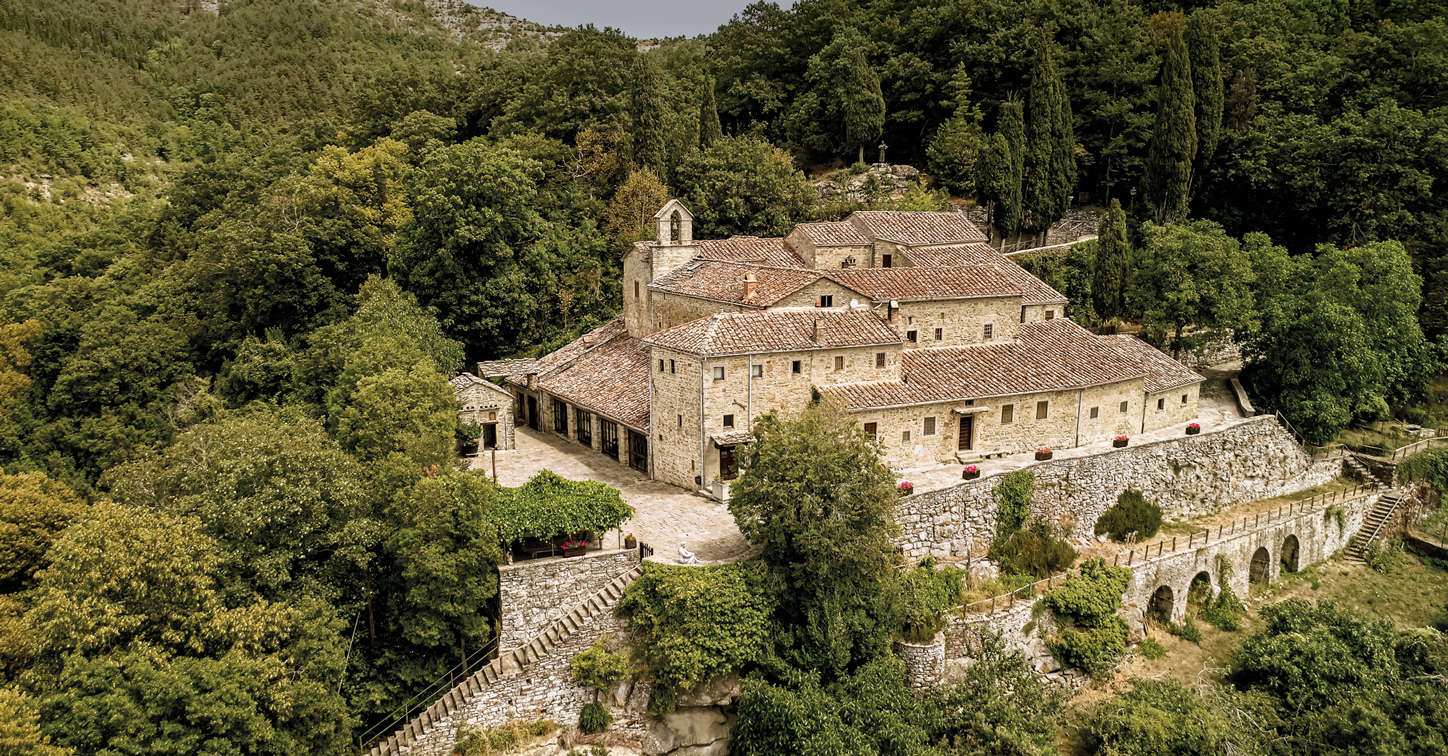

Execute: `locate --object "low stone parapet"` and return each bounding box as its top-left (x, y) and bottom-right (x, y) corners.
top-left (894, 633), bottom-right (945, 689)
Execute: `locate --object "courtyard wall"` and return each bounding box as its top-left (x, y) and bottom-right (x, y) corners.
top-left (497, 547), bottom-right (640, 652)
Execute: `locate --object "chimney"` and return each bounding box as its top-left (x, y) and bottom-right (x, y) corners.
top-left (887, 299), bottom-right (899, 322)
top-left (813, 317), bottom-right (824, 343)
top-left (742, 271), bottom-right (758, 301)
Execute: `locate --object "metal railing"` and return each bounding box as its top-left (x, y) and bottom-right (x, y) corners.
top-left (956, 483), bottom-right (1378, 619)
top-left (357, 633), bottom-right (500, 752)
top-left (1343, 428), bottom-right (1448, 462)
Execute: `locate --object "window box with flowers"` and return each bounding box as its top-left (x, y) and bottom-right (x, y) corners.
top-left (898, 481), bottom-right (914, 496)
top-left (1186, 422), bottom-right (1201, 435)
top-left (962, 465), bottom-right (980, 480)
top-left (559, 535), bottom-right (592, 557)
top-left (1113, 435), bottom-right (1129, 448)
top-left (1035, 448), bottom-right (1053, 461)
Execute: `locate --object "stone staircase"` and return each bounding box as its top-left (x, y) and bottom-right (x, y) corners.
top-left (366, 562), bottom-right (646, 756)
top-left (1346, 491), bottom-right (1404, 562)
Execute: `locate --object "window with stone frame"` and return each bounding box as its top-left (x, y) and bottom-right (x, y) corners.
top-left (751, 364), bottom-right (764, 378)
top-left (1182, 393), bottom-right (1188, 403)
top-left (713, 366), bottom-right (725, 380)
top-left (834, 355), bottom-right (844, 370)
top-left (875, 352), bottom-right (885, 368)
top-left (658, 359), bottom-right (665, 372)
top-left (923, 416), bottom-right (936, 436)
top-left (901, 429), bottom-right (911, 442)
top-left (670, 359), bottom-right (675, 373)
top-left (1120, 401), bottom-right (1128, 413)
top-left (863, 422), bottom-right (878, 438)
top-left (983, 323), bottom-right (993, 340)
top-left (723, 414), bottom-right (734, 428)
top-left (1002, 404), bottom-right (1014, 424)
top-left (818, 294), bottom-right (834, 307)
top-left (934, 327), bottom-right (943, 340)
top-left (1045, 310), bottom-right (1056, 320)
top-left (552, 398), bottom-right (568, 434)
top-left (1157, 398), bottom-right (1165, 410)
top-left (792, 360), bottom-right (802, 374)
top-left (1036, 400), bottom-right (1049, 419)
top-left (907, 330), bottom-right (918, 342)
top-left (634, 281), bottom-right (640, 298)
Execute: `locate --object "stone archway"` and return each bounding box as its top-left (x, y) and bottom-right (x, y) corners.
top-left (1249, 546), bottom-right (1272, 585)
top-left (1280, 535), bottom-right (1301, 573)
top-left (1186, 571), bottom-right (1213, 616)
top-left (1147, 585), bottom-right (1175, 624)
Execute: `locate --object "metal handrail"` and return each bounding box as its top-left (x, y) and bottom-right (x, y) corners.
top-left (1355, 491), bottom-right (1405, 553)
top-left (357, 633), bottom-right (500, 751)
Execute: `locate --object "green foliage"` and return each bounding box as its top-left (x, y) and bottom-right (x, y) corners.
top-left (1085, 680), bottom-right (1252, 756)
top-left (673, 135), bottom-right (814, 238)
top-left (0, 687), bottom-right (67, 756)
top-left (1131, 220), bottom-right (1256, 351)
top-left (453, 720), bottom-right (558, 756)
top-left (932, 632), bottom-right (1063, 754)
top-left (1396, 447), bottom-right (1448, 496)
top-left (1022, 37), bottom-right (1077, 232)
top-left (628, 54), bottom-right (669, 179)
top-left (605, 168), bottom-right (669, 245)
top-left (1093, 198), bottom-right (1130, 319)
top-left (992, 469), bottom-right (1035, 544)
top-left (1048, 615), bottom-right (1129, 677)
top-left (0, 471), bottom-right (84, 592)
top-left (1364, 540), bottom-right (1405, 573)
top-left (1138, 636), bottom-right (1166, 659)
top-left (577, 701), bottom-right (609, 734)
top-left (494, 470), bottom-right (631, 543)
top-left (1094, 489), bottom-right (1163, 542)
top-left (1044, 558), bottom-right (1132, 621)
top-left (616, 561), bottom-right (776, 702)
top-left (1186, 14), bottom-right (1224, 189)
top-left (990, 521), bottom-right (1078, 578)
top-left (926, 67), bottom-right (985, 195)
top-left (1145, 17), bottom-right (1198, 224)
top-left (698, 75), bottom-right (723, 149)
top-left (1169, 616), bottom-right (1204, 643)
top-left (1232, 600), bottom-right (1396, 710)
top-left (1202, 557), bottom-right (1246, 631)
top-left (896, 563), bottom-right (964, 642)
top-left (571, 638), bottom-right (632, 692)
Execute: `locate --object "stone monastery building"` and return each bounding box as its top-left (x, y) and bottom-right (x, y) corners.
top-left (475, 201), bottom-right (1203, 497)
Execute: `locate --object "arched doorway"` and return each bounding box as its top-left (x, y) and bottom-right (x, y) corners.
top-left (1186, 571), bottom-right (1213, 616)
top-left (1249, 547), bottom-right (1272, 585)
top-left (1147, 585), bottom-right (1175, 624)
top-left (1280, 535), bottom-right (1300, 573)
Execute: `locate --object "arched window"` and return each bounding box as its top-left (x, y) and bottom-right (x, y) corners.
top-left (669, 211), bottom-right (682, 243)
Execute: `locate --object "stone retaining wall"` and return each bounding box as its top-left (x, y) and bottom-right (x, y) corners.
top-left (498, 548), bottom-right (639, 651)
top-left (898, 416), bottom-right (1341, 558)
top-left (894, 634), bottom-right (945, 689)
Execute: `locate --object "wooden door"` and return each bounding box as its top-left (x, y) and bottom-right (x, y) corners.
top-left (958, 415), bottom-right (974, 451)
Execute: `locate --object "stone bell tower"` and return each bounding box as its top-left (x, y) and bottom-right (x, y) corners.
top-left (651, 199), bottom-right (698, 279)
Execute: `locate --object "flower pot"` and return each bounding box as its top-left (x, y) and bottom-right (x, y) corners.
top-left (624, 535), bottom-right (637, 549)
top-left (562, 546), bottom-right (587, 557)
top-left (1035, 451), bottom-right (1052, 461)
top-left (1186, 426), bottom-right (1201, 435)
top-left (962, 470), bottom-right (980, 480)
top-left (1113, 439), bottom-right (1129, 448)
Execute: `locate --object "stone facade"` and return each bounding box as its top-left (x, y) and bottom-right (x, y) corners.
top-left (897, 416), bottom-right (1342, 558)
top-left (498, 548), bottom-right (640, 651)
top-left (894, 634), bottom-right (946, 689)
top-left (452, 376), bottom-right (516, 450)
top-left (893, 296), bottom-right (1022, 348)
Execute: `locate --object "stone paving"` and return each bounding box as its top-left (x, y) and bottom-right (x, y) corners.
top-left (471, 427), bottom-right (754, 564)
top-left (902, 362), bottom-right (1251, 494)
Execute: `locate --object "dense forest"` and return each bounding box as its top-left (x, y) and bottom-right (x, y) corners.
top-left (1, 0), bottom-right (1446, 752)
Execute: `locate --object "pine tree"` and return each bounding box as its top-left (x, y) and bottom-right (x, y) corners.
top-left (926, 66), bottom-right (985, 195)
top-left (699, 74), bottom-right (723, 149)
top-left (999, 100), bottom-right (1026, 238)
top-left (1186, 15), bottom-right (1223, 196)
top-left (1022, 39), bottom-right (1077, 234)
top-left (838, 36), bottom-right (885, 164)
top-left (629, 53), bottom-right (669, 180)
top-left (1144, 18), bottom-right (1196, 224)
top-left (1093, 198), bottom-right (1130, 318)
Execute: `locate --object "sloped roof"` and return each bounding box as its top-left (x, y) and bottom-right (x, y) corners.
top-left (901, 242), bottom-right (1068, 306)
top-left (793, 221), bottom-right (871, 246)
top-left (848, 211), bottom-right (989, 246)
top-left (451, 373), bottom-right (515, 400)
top-left (828, 266), bottom-right (1021, 302)
top-left (822, 319), bottom-right (1156, 409)
top-left (535, 328), bottom-right (652, 430)
top-left (1103, 334), bottom-right (1205, 394)
top-left (530, 318), bottom-right (629, 378)
top-left (694, 236), bottom-right (807, 267)
top-left (645, 309), bottom-right (901, 356)
top-left (650, 259), bottom-right (832, 307)
top-left (474, 358), bottom-right (539, 377)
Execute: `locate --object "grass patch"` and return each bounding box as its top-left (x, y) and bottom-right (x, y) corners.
top-left (1335, 423), bottom-right (1417, 454)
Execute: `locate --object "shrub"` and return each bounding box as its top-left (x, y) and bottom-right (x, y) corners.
top-left (616, 561), bottom-right (776, 708)
top-left (990, 521), bottom-right (1077, 578)
top-left (1048, 615), bottom-right (1129, 676)
top-left (453, 720), bottom-right (559, 755)
top-left (1169, 616), bottom-right (1203, 643)
top-left (1138, 636), bottom-right (1166, 659)
top-left (577, 701), bottom-right (609, 734)
top-left (571, 638), bottom-right (631, 692)
top-left (1202, 556), bottom-right (1246, 631)
top-left (1084, 680), bottom-right (1238, 755)
top-left (494, 470), bottom-right (633, 542)
top-left (897, 563), bottom-right (964, 642)
top-left (1043, 559), bottom-right (1132, 620)
top-left (1364, 540), bottom-right (1404, 573)
top-left (1396, 447), bottom-right (1448, 495)
top-left (1093, 489), bottom-right (1162, 541)
top-left (992, 470), bottom-right (1035, 545)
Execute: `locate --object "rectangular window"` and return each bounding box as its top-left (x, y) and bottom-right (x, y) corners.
top-left (1036, 400), bottom-right (1049, 420)
top-left (1089, 406), bottom-right (1099, 419)
top-left (723, 414), bottom-right (734, 428)
top-left (574, 408), bottom-right (592, 447)
top-left (677, 414), bottom-right (683, 428)
top-left (751, 364), bottom-right (764, 378)
top-left (792, 360), bottom-right (802, 374)
top-left (983, 323), bottom-right (994, 340)
top-left (1120, 401), bottom-right (1129, 413)
top-left (1157, 398), bottom-right (1165, 410)
top-left (1045, 310), bottom-right (1056, 320)
top-left (923, 416), bottom-right (936, 436)
top-left (635, 281), bottom-right (641, 298)
top-left (669, 359), bottom-right (676, 373)
top-left (907, 330), bottom-right (918, 343)
top-left (875, 352), bottom-right (885, 368)
top-left (1002, 404), bottom-right (1014, 424)
top-left (552, 398), bottom-right (568, 434)
top-left (934, 327), bottom-right (943, 341)
top-left (863, 422), bottom-right (878, 438)
top-left (713, 366), bottom-right (725, 381)
top-left (834, 356), bottom-right (844, 371)
top-left (1020, 307), bottom-right (1027, 323)
top-left (658, 359), bottom-right (665, 372)
top-left (902, 429), bottom-right (911, 442)
top-left (1182, 394), bottom-right (1188, 404)
top-left (600, 419), bottom-right (619, 458)
top-left (818, 294), bottom-right (834, 307)
top-left (719, 445), bottom-right (738, 480)
top-left (883, 253), bottom-right (893, 268)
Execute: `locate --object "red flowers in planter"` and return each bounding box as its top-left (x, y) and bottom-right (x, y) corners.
top-left (1034, 448), bottom-right (1053, 460)
top-left (898, 481), bottom-right (914, 495)
top-left (1186, 422), bottom-right (1201, 435)
top-left (962, 465), bottom-right (980, 480)
top-left (1113, 435), bottom-right (1130, 448)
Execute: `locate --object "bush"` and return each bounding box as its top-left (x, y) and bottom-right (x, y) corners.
top-left (495, 470), bottom-right (633, 542)
top-left (897, 563), bottom-right (964, 642)
top-left (1169, 616), bottom-right (1203, 643)
top-left (1043, 559), bottom-right (1132, 620)
top-left (1396, 447), bottom-right (1448, 495)
top-left (571, 638), bottom-right (631, 692)
top-left (453, 720), bottom-right (559, 755)
top-left (991, 470), bottom-right (1035, 545)
top-left (1048, 615), bottom-right (1129, 677)
top-left (1084, 680), bottom-right (1239, 756)
top-left (1202, 557), bottom-right (1246, 631)
top-left (1364, 540), bottom-right (1404, 573)
top-left (1093, 489), bottom-right (1163, 541)
top-left (1138, 636), bottom-right (1166, 659)
top-left (990, 521), bottom-right (1077, 578)
top-left (577, 702), bottom-right (609, 734)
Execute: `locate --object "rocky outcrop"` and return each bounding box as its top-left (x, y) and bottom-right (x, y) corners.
top-left (639, 674), bottom-right (739, 756)
top-left (813, 164), bottom-right (921, 203)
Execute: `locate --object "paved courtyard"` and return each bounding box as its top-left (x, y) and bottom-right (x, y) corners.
top-left (471, 427), bottom-right (754, 564)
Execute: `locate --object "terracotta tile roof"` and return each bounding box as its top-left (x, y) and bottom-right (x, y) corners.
top-left (823, 320), bottom-right (1155, 409)
top-left (849, 211), bottom-right (988, 246)
top-left (1103, 335), bottom-right (1205, 394)
top-left (451, 373), bottom-right (515, 400)
top-left (535, 329), bottom-right (652, 430)
top-left (645, 309), bottom-right (901, 356)
top-left (793, 221), bottom-right (870, 246)
top-left (902, 242), bottom-right (1067, 305)
top-left (474, 358), bottom-right (539, 377)
top-left (694, 236), bottom-right (807, 267)
top-left (827, 266), bottom-right (1021, 302)
top-left (649, 260), bottom-right (828, 307)
top-left (710, 429), bottom-right (755, 446)
top-left (531, 318), bottom-right (628, 377)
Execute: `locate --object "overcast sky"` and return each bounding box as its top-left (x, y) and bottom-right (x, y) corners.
top-left (471, 0), bottom-right (788, 38)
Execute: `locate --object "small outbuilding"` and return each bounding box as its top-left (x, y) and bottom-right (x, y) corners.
top-left (450, 373), bottom-right (516, 451)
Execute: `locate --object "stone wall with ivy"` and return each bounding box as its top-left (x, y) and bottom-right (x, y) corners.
top-left (897, 416), bottom-right (1341, 558)
top-left (498, 547), bottom-right (639, 651)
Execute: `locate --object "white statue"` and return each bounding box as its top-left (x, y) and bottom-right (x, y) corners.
top-left (677, 540), bottom-right (698, 565)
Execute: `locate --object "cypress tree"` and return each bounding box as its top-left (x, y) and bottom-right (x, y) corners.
top-left (976, 131), bottom-right (1009, 234)
top-left (1144, 19), bottom-right (1196, 224)
top-left (837, 34), bottom-right (885, 165)
top-left (1186, 15), bottom-right (1223, 194)
top-left (1092, 198), bottom-right (1130, 318)
top-left (699, 74), bottom-right (723, 149)
top-left (1023, 39), bottom-right (1077, 234)
top-left (629, 53), bottom-right (669, 180)
top-left (998, 100), bottom-right (1026, 238)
